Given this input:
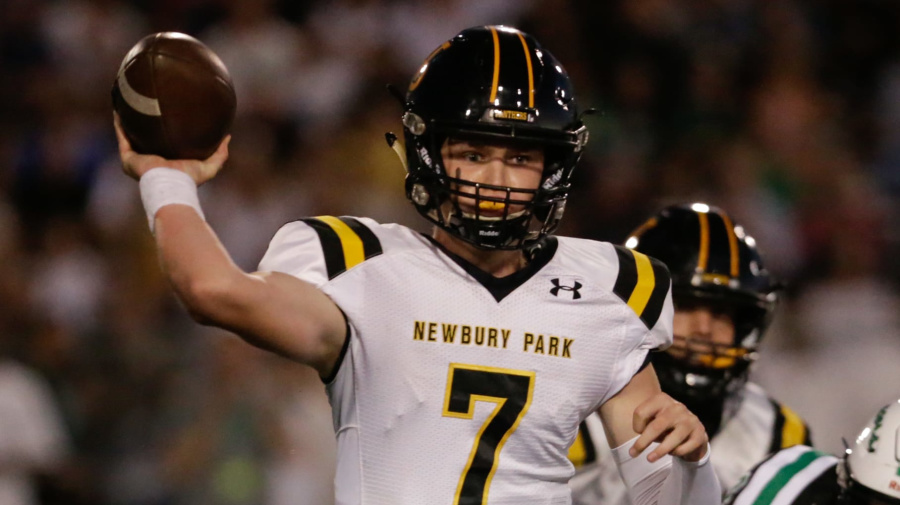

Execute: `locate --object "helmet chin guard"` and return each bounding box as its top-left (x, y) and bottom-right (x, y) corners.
top-left (396, 25), bottom-right (588, 250)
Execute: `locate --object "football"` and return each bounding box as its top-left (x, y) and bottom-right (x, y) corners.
top-left (112, 32), bottom-right (236, 160)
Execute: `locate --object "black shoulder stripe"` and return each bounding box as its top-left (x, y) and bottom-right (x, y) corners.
top-left (640, 257), bottom-right (670, 329)
top-left (769, 399), bottom-right (786, 454)
top-left (301, 218), bottom-right (347, 280)
top-left (302, 217), bottom-right (384, 280)
top-left (612, 246), bottom-right (670, 329)
top-left (791, 461), bottom-right (842, 504)
top-left (612, 245), bottom-right (639, 304)
top-left (338, 217), bottom-right (383, 260)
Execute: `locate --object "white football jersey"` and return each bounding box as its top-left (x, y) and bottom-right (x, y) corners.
top-left (258, 217), bottom-right (674, 505)
top-left (568, 382), bottom-right (812, 505)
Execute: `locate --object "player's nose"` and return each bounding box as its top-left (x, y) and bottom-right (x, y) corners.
top-left (690, 308), bottom-right (714, 337)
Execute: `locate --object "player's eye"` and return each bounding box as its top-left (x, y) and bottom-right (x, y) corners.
top-left (462, 151), bottom-right (485, 162)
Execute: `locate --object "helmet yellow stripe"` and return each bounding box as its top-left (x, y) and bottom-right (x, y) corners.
top-left (719, 211), bottom-right (740, 278)
top-left (515, 32), bottom-right (534, 108)
top-left (315, 216), bottom-right (366, 270)
top-left (628, 217), bottom-right (658, 242)
top-left (697, 210), bottom-right (710, 272)
top-left (489, 27), bottom-right (501, 103)
top-left (627, 250), bottom-right (656, 316)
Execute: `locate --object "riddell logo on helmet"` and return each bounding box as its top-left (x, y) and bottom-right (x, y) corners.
top-left (418, 146), bottom-right (434, 169)
top-left (492, 109), bottom-right (532, 122)
top-left (542, 169), bottom-right (563, 189)
top-left (890, 480), bottom-right (899, 491)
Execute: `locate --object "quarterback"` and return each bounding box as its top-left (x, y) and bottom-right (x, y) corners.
top-left (114, 26), bottom-right (720, 504)
top-left (569, 204), bottom-right (812, 504)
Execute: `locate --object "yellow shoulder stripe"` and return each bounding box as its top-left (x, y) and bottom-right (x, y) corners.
top-left (316, 216), bottom-right (366, 270)
top-left (780, 404), bottom-right (807, 448)
top-left (627, 250), bottom-right (656, 316)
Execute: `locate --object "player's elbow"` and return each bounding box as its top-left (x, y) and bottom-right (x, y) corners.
top-left (176, 274), bottom-right (245, 325)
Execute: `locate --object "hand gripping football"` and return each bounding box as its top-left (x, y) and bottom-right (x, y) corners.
top-left (112, 32), bottom-right (236, 160)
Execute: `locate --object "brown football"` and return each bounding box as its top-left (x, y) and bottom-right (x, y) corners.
top-left (112, 32), bottom-right (236, 160)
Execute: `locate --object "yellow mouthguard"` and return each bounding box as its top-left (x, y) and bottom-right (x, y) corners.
top-left (479, 201), bottom-right (506, 211)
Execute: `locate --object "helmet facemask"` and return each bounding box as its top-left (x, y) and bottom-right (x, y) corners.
top-left (655, 295), bottom-right (761, 402)
top-left (658, 286), bottom-right (773, 393)
top-left (404, 121), bottom-right (582, 250)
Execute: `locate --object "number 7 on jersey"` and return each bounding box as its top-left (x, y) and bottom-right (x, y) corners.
top-left (443, 363), bottom-right (536, 505)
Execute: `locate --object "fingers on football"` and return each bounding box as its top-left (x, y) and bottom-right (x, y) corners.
top-left (199, 135), bottom-right (230, 183)
top-left (207, 135), bottom-right (230, 165)
top-left (113, 112), bottom-right (141, 179)
top-left (113, 112), bottom-right (132, 157)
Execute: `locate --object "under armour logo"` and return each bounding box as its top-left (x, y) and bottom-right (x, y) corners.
top-left (550, 278), bottom-right (582, 299)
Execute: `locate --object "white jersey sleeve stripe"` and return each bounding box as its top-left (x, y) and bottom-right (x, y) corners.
top-left (732, 446), bottom-right (810, 505)
top-left (765, 454), bottom-right (839, 505)
top-left (733, 446), bottom-right (837, 505)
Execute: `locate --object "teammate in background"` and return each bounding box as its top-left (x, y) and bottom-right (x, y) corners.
top-left (114, 26), bottom-right (720, 504)
top-left (723, 399), bottom-right (900, 505)
top-left (570, 203), bottom-right (811, 504)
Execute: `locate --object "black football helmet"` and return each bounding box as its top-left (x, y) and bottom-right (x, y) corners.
top-left (626, 203), bottom-right (779, 412)
top-left (396, 25), bottom-right (589, 250)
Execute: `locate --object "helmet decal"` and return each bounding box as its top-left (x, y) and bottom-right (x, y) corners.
top-left (692, 204), bottom-right (740, 282)
top-left (515, 30), bottom-right (535, 108)
top-left (488, 27), bottom-right (500, 103)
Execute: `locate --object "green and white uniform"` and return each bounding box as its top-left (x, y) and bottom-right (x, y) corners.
top-left (723, 445), bottom-right (841, 505)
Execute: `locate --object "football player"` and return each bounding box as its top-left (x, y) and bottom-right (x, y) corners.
top-left (114, 26), bottom-right (720, 504)
top-left (723, 399), bottom-right (900, 505)
top-left (570, 203), bottom-right (812, 504)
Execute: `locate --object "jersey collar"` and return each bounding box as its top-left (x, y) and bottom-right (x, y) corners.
top-left (425, 235), bottom-right (559, 302)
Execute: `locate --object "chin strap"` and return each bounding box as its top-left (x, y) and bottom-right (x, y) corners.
top-left (385, 132), bottom-right (408, 171)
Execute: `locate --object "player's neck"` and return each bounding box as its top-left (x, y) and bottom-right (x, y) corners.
top-left (432, 229), bottom-right (527, 278)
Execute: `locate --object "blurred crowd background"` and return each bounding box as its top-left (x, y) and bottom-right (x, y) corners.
top-left (1, 0), bottom-right (899, 504)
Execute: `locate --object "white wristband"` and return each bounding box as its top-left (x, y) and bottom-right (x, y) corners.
top-left (139, 167), bottom-right (205, 232)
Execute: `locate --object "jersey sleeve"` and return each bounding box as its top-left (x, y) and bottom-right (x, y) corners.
top-left (257, 216), bottom-right (385, 287)
top-left (613, 244), bottom-right (675, 376)
top-left (598, 246), bottom-right (674, 404)
top-left (258, 220), bottom-right (331, 287)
